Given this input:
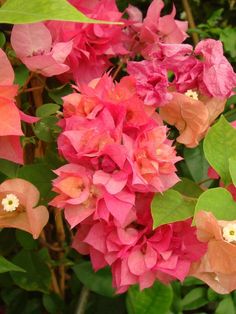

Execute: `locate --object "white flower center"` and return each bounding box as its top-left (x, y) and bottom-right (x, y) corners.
top-left (1, 194), bottom-right (19, 212)
top-left (185, 89), bottom-right (199, 100)
top-left (222, 223), bottom-right (236, 243)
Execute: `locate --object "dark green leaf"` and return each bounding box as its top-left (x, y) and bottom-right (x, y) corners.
top-left (15, 230), bottom-right (38, 250)
top-left (173, 178), bottom-right (203, 197)
top-left (184, 142), bottom-right (209, 183)
top-left (10, 250), bottom-right (51, 293)
top-left (181, 287), bottom-right (208, 310)
top-left (73, 261), bottom-right (115, 297)
top-left (17, 162), bottom-right (56, 204)
top-left (0, 31), bottom-right (6, 48)
top-left (126, 281), bottom-right (173, 314)
top-left (14, 65), bottom-right (29, 87)
top-left (0, 159), bottom-right (19, 178)
top-left (34, 116), bottom-right (61, 142)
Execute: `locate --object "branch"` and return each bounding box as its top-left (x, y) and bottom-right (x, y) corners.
top-left (181, 0), bottom-right (199, 45)
top-left (76, 287), bottom-right (90, 314)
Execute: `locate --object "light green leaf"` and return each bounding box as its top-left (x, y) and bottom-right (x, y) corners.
top-left (220, 27), bottom-right (236, 58)
top-left (229, 157), bottom-right (236, 186)
top-left (36, 104), bottom-right (60, 118)
top-left (151, 189), bottom-right (196, 228)
top-left (204, 115), bottom-right (236, 185)
top-left (10, 250), bottom-right (51, 293)
top-left (0, 256), bottom-right (25, 273)
top-left (73, 261), bottom-right (115, 297)
top-left (126, 281), bottom-right (173, 314)
top-left (215, 296), bottom-right (236, 314)
top-left (194, 187), bottom-right (236, 221)
top-left (181, 287), bottom-right (208, 310)
top-left (34, 116), bottom-right (61, 142)
top-left (0, 0), bottom-right (120, 24)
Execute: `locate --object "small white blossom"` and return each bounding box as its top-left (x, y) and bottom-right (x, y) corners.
top-left (185, 89), bottom-right (199, 100)
top-left (222, 223), bottom-right (236, 243)
top-left (1, 194), bottom-right (19, 212)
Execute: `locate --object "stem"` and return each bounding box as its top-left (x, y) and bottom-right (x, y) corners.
top-left (54, 209), bottom-right (66, 298)
top-left (40, 230), bottom-right (62, 296)
top-left (181, 0), bottom-right (199, 45)
top-left (76, 287), bottom-right (90, 314)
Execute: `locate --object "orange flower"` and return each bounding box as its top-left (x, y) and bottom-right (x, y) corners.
top-left (160, 92), bottom-right (225, 148)
top-left (0, 179), bottom-right (49, 239)
top-left (189, 211), bottom-right (236, 294)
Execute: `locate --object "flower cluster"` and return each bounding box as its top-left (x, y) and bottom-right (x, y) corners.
top-left (50, 73), bottom-right (208, 292)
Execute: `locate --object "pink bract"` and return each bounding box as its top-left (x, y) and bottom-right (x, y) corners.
top-left (127, 60), bottom-right (172, 107)
top-left (46, 0), bottom-right (127, 85)
top-left (0, 179), bottom-right (49, 239)
top-left (11, 23), bottom-right (72, 77)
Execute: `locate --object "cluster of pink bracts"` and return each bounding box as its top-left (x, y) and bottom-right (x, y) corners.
top-left (0, 0), bottom-right (236, 294)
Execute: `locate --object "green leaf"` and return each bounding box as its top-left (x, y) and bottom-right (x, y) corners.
top-left (173, 178), bottom-right (203, 198)
top-left (220, 28), bottom-right (236, 58)
top-left (183, 143), bottom-right (209, 183)
top-left (126, 281), bottom-right (173, 314)
top-left (43, 293), bottom-right (64, 314)
top-left (0, 0), bottom-right (119, 24)
top-left (181, 287), bottom-right (208, 310)
top-left (151, 189), bottom-right (196, 228)
top-left (34, 116), bottom-right (61, 142)
top-left (73, 261), bottom-right (115, 297)
top-left (215, 296), bottom-right (236, 314)
top-left (10, 250), bottom-right (51, 293)
top-left (204, 115), bottom-right (236, 185)
top-left (194, 187), bottom-right (236, 221)
top-left (15, 230), bottom-right (38, 250)
top-left (0, 159), bottom-right (19, 178)
top-left (48, 84), bottom-right (73, 105)
top-left (229, 157), bottom-right (236, 186)
top-left (36, 104), bottom-right (60, 118)
top-left (14, 65), bottom-right (29, 87)
top-left (17, 162), bottom-right (56, 204)
top-left (0, 256), bottom-right (25, 273)
top-left (0, 31), bottom-right (6, 48)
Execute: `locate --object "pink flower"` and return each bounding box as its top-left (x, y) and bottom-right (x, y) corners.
top-left (11, 23), bottom-right (72, 77)
top-left (0, 179), bottom-right (49, 239)
top-left (190, 211), bottom-right (236, 294)
top-left (73, 208), bottom-right (206, 293)
top-left (46, 0), bottom-right (127, 85)
top-left (126, 0), bottom-right (188, 58)
top-left (127, 60), bottom-right (172, 106)
top-left (124, 126), bottom-right (181, 192)
top-left (155, 40), bottom-right (236, 99)
top-left (0, 49), bottom-right (39, 164)
top-left (195, 39), bottom-right (236, 99)
top-left (50, 164), bottom-right (98, 228)
top-left (160, 92), bottom-right (225, 148)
